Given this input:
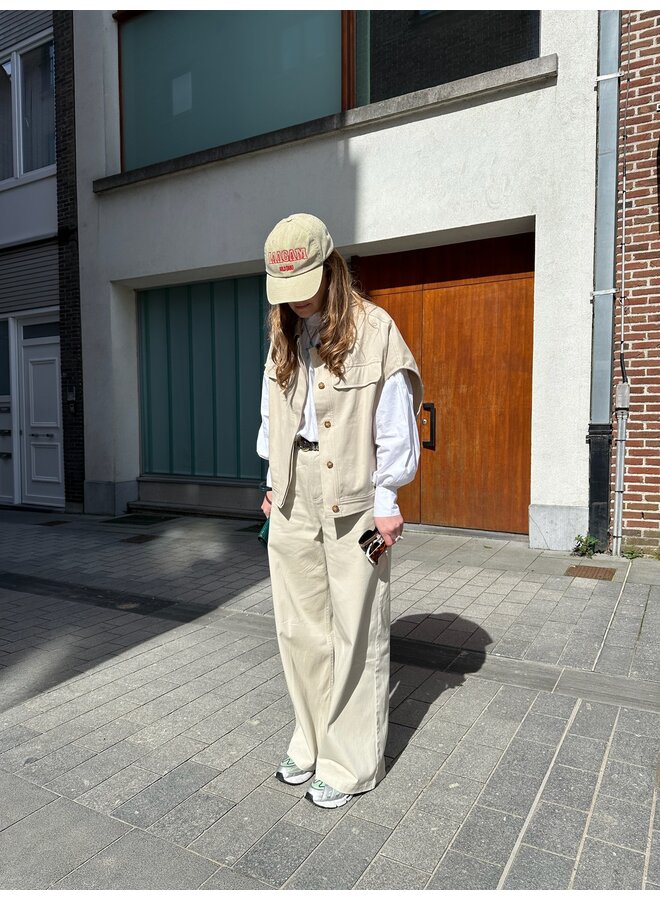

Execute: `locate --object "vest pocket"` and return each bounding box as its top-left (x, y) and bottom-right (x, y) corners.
top-left (333, 361), bottom-right (382, 389)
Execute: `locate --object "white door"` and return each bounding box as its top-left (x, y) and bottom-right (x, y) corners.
top-left (20, 322), bottom-right (64, 507)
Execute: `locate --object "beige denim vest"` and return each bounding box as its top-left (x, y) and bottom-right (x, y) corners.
top-left (266, 300), bottom-right (423, 517)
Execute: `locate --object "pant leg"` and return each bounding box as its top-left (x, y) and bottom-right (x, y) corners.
top-left (267, 448), bottom-right (331, 771)
top-left (315, 507), bottom-right (391, 794)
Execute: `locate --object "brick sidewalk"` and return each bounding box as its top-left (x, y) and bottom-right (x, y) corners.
top-left (0, 509), bottom-right (658, 889)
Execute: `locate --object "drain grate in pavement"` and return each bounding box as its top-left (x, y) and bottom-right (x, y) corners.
top-left (103, 514), bottom-right (177, 527)
top-left (38, 520), bottom-right (69, 527)
top-left (121, 534), bottom-right (160, 544)
top-left (565, 565), bottom-right (616, 581)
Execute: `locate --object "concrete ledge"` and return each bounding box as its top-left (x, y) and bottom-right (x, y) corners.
top-left (93, 54), bottom-right (558, 194)
top-left (84, 480), bottom-right (138, 516)
top-left (136, 476), bottom-right (262, 520)
top-left (529, 504), bottom-right (589, 551)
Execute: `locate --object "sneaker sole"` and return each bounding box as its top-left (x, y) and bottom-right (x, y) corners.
top-left (304, 792), bottom-right (354, 809)
top-left (276, 770), bottom-right (314, 785)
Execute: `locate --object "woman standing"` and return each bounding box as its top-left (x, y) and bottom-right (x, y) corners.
top-left (257, 213), bottom-right (422, 809)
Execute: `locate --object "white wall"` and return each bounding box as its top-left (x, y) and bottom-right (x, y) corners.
top-left (74, 10), bottom-right (598, 545)
top-left (0, 174), bottom-right (57, 247)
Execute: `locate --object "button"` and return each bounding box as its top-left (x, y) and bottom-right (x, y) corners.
top-left (324, 420), bottom-right (331, 428)
top-left (332, 504), bottom-right (340, 513)
top-left (318, 382), bottom-right (325, 389)
top-left (327, 461), bottom-right (334, 468)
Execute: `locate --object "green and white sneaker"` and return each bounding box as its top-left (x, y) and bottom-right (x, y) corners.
top-left (276, 756), bottom-right (314, 785)
top-left (305, 778), bottom-right (353, 809)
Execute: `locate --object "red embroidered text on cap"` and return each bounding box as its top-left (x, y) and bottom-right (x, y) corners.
top-left (267, 248), bottom-right (308, 266)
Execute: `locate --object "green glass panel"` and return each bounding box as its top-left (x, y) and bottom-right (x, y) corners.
top-left (236, 277), bottom-right (265, 479)
top-left (121, 11), bottom-right (341, 170)
top-left (142, 291), bottom-right (171, 473)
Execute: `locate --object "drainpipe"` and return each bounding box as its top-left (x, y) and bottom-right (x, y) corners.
top-left (587, 10), bottom-right (620, 550)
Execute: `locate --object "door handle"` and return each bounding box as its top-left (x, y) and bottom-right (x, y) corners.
top-left (422, 402), bottom-right (436, 451)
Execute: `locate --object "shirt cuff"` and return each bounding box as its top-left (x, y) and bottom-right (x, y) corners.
top-left (374, 484), bottom-right (400, 517)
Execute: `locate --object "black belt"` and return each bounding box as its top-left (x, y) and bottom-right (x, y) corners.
top-left (295, 436), bottom-right (319, 451)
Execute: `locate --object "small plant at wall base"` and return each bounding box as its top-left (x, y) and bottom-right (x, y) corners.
top-left (622, 545), bottom-right (644, 559)
top-left (573, 534), bottom-right (599, 558)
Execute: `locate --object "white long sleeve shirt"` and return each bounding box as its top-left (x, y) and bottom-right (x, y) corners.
top-left (256, 314), bottom-right (420, 517)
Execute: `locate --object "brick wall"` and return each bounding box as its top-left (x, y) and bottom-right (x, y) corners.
top-left (612, 11), bottom-right (660, 552)
top-left (54, 12), bottom-right (85, 507)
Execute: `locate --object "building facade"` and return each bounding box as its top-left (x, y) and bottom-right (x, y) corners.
top-left (611, 11), bottom-right (660, 554)
top-left (72, 10), bottom-right (600, 549)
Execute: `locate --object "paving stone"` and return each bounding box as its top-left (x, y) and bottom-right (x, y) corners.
top-left (478, 768), bottom-right (541, 817)
top-left (76, 764), bottom-right (160, 814)
top-left (20, 742), bottom-right (97, 786)
top-left (413, 769), bottom-right (483, 823)
top-left (53, 828), bottom-right (218, 889)
top-left (503, 844), bottom-right (575, 889)
top-left (515, 712), bottom-right (568, 746)
top-left (0, 724), bottom-right (42, 754)
top-left (0, 769), bottom-right (58, 831)
top-left (555, 733), bottom-right (608, 772)
top-left (609, 728), bottom-right (659, 769)
top-left (189, 786), bottom-right (297, 865)
top-left (588, 793), bottom-right (651, 852)
top-left (148, 790), bottom-right (234, 846)
top-left (432, 679), bottom-right (500, 726)
top-left (541, 764), bottom-right (598, 811)
top-left (450, 805), bottom-right (524, 866)
top-left (204, 756), bottom-right (273, 802)
top-left (649, 829), bottom-right (660, 884)
top-left (530, 692), bottom-right (577, 719)
top-left (617, 707), bottom-right (660, 741)
top-left (233, 821), bottom-right (323, 887)
top-left (385, 722), bottom-right (415, 757)
top-left (355, 854), bottom-right (428, 890)
top-left (573, 837), bottom-right (646, 890)
top-left (569, 700), bottom-right (618, 741)
top-left (599, 758), bottom-right (656, 807)
top-left (113, 761), bottom-right (219, 827)
top-left (389, 698), bottom-right (434, 728)
top-left (426, 849), bottom-right (502, 890)
top-left (137, 735), bottom-right (207, 776)
top-left (193, 730), bottom-right (261, 771)
top-left (594, 645), bottom-right (635, 674)
top-left (200, 867), bottom-right (271, 890)
top-left (0, 797), bottom-right (130, 888)
top-left (410, 717), bottom-right (469, 755)
top-left (498, 738), bottom-right (556, 779)
top-left (525, 799), bottom-right (587, 859)
top-left (46, 739), bottom-right (144, 798)
top-left (285, 814), bottom-right (392, 889)
top-left (76, 718), bottom-right (143, 751)
top-left (443, 741), bottom-right (504, 782)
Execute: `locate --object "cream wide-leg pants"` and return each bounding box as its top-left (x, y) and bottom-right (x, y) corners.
top-left (268, 446), bottom-right (391, 795)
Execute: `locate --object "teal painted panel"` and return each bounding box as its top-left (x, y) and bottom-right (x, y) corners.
top-left (139, 274), bottom-right (266, 481)
top-left (142, 290), bottom-right (171, 473)
top-left (168, 286), bottom-right (192, 474)
top-left (121, 11), bottom-right (342, 170)
top-left (190, 283), bottom-right (215, 476)
top-left (236, 277), bottom-right (265, 479)
top-left (213, 280), bottom-right (238, 477)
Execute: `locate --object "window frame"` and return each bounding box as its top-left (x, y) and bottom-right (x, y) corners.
top-left (0, 28), bottom-right (56, 189)
top-left (113, 10), bottom-right (357, 173)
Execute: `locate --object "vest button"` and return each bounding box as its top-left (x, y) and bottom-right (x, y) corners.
top-left (327, 461), bottom-right (333, 468)
top-left (332, 504), bottom-right (339, 513)
top-left (324, 420), bottom-right (331, 428)
top-left (318, 382), bottom-right (325, 389)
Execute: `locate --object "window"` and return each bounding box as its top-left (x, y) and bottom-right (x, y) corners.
top-left (356, 11), bottom-right (540, 105)
top-left (118, 11), bottom-right (342, 170)
top-left (0, 36), bottom-right (55, 183)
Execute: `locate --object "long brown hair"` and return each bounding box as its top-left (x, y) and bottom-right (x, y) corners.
top-left (268, 250), bottom-right (365, 390)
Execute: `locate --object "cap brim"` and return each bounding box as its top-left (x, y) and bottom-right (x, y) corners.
top-left (266, 265), bottom-right (323, 305)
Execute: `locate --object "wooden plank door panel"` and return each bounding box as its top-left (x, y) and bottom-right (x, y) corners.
top-left (421, 276), bottom-right (533, 532)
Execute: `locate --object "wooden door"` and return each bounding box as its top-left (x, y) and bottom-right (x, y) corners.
top-left (353, 235), bottom-right (534, 534)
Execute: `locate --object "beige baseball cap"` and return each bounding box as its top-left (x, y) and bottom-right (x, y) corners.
top-left (264, 213), bottom-right (334, 304)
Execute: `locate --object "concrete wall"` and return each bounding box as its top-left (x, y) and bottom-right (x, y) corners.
top-left (73, 10), bottom-right (598, 546)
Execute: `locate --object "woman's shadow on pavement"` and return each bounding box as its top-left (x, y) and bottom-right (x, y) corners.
top-left (385, 613), bottom-right (493, 771)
